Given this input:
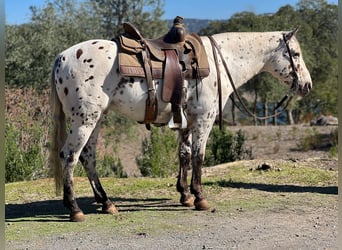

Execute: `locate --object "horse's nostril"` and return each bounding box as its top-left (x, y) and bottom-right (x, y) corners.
top-left (305, 82), bottom-right (312, 92)
top-left (301, 82), bottom-right (312, 95)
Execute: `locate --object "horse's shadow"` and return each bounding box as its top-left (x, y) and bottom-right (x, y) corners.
top-left (204, 180), bottom-right (338, 195)
top-left (5, 197), bottom-right (184, 222)
top-left (6, 181), bottom-right (337, 223)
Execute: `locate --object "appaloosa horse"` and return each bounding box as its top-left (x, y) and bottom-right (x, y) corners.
top-left (50, 29), bottom-right (312, 221)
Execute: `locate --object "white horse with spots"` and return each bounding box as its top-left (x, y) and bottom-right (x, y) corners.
top-left (50, 29), bottom-right (312, 221)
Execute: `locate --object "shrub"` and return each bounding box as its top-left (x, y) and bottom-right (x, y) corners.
top-left (5, 88), bottom-right (50, 183)
top-left (74, 155), bottom-right (127, 178)
top-left (97, 155), bottom-right (127, 178)
top-left (136, 127), bottom-right (178, 177)
top-left (297, 128), bottom-right (320, 151)
top-left (5, 119), bottom-right (48, 182)
top-left (328, 128), bottom-right (338, 158)
top-left (204, 126), bottom-right (253, 166)
top-left (297, 127), bottom-right (338, 156)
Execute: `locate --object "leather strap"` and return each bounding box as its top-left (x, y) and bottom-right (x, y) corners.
top-left (162, 50), bottom-right (184, 104)
top-left (141, 49), bottom-right (158, 124)
top-left (208, 36), bottom-right (223, 130)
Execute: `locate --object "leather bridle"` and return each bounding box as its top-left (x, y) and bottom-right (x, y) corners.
top-left (208, 33), bottom-right (299, 129)
top-left (283, 33), bottom-right (299, 94)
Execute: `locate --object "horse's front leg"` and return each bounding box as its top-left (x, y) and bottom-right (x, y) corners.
top-left (80, 122), bottom-right (117, 215)
top-left (190, 122), bottom-right (213, 210)
top-left (177, 129), bottom-right (194, 207)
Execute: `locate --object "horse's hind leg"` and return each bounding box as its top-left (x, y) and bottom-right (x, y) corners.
top-left (61, 124), bottom-right (98, 222)
top-left (80, 122), bottom-right (117, 215)
top-left (177, 129), bottom-right (194, 207)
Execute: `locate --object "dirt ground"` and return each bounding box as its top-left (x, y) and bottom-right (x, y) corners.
top-left (6, 125), bottom-right (339, 250)
top-left (118, 124), bottom-right (338, 176)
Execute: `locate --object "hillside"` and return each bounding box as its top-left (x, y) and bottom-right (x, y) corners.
top-left (167, 18), bottom-right (215, 33)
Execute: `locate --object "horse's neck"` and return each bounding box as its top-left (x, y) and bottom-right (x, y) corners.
top-left (209, 32), bottom-right (280, 87)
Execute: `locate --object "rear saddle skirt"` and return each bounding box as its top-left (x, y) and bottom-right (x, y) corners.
top-left (116, 21), bottom-right (210, 127)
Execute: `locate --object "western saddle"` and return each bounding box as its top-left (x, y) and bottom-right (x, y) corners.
top-left (117, 16), bottom-right (210, 129)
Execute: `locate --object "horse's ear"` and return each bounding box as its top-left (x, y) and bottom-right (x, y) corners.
top-left (285, 27), bottom-right (300, 41)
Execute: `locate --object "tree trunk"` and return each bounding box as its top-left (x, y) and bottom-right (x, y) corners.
top-left (263, 101), bottom-right (268, 126)
top-left (253, 88), bottom-right (258, 125)
top-left (272, 102), bottom-right (277, 125)
top-left (286, 109), bottom-right (294, 125)
top-left (231, 95), bottom-right (236, 125)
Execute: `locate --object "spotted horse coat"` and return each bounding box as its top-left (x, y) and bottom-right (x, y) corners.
top-left (50, 29), bottom-right (312, 221)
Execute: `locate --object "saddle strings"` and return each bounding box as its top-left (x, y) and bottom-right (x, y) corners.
top-left (185, 40), bottom-right (201, 101)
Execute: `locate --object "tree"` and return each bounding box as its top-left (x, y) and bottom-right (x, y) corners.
top-left (5, 0), bottom-right (102, 87)
top-left (89, 0), bottom-right (168, 39)
top-left (199, 0), bottom-right (337, 124)
top-left (5, 0), bottom-right (168, 88)
top-left (295, 0), bottom-right (338, 118)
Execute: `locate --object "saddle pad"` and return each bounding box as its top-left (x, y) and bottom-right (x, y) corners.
top-left (119, 52), bottom-right (164, 78)
top-left (117, 34), bottom-right (210, 79)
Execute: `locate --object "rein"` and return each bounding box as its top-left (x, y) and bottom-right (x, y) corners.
top-left (208, 34), bottom-right (298, 125)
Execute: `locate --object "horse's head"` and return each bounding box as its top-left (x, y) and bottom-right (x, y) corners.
top-left (267, 28), bottom-right (312, 96)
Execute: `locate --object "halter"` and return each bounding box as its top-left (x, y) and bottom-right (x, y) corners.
top-left (208, 33), bottom-right (299, 128)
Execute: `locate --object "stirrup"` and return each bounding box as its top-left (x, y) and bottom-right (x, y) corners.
top-left (168, 107), bottom-right (187, 129)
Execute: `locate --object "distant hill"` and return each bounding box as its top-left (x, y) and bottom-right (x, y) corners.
top-left (167, 18), bottom-right (218, 33)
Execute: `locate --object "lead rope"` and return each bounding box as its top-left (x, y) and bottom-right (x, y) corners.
top-left (208, 35), bottom-right (293, 122)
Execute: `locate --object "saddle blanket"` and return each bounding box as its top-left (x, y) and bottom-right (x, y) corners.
top-left (117, 33), bottom-right (210, 80)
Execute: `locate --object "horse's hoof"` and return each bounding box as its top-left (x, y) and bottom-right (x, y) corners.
top-left (194, 198), bottom-right (210, 210)
top-left (180, 195), bottom-right (195, 207)
top-left (103, 203), bottom-right (118, 214)
top-left (70, 211), bottom-right (86, 222)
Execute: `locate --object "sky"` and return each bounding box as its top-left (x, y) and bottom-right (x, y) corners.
top-left (4, 0), bottom-right (338, 25)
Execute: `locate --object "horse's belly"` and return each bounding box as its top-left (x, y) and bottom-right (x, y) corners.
top-left (109, 83), bottom-right (171, 124)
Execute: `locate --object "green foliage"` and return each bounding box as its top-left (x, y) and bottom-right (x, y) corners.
top-left (5, 120), bottom-right (47, 183)
top-left (5, 88), bottom-right (50, 183)
top-left (328, 128), bottom-right (338, 158)
top-left (199, 0), bottom-right (337, 123)
top-left (101, 111), bottom-right (135, 139)
top-left (297, 127), bottom-right (338, 155)
top-left (74, 155), bottom-right (127, 178)
top-left (6, 0), bottom-right (103, 88)
top-left (5, 0), bottom-right (167, 88)
top-left (136, 127), bottom-right (178, 177)
top-left (90, 0), bottom-right (168, 38)
top-left (297, 128), bottom-right (320, 151)
top-left (204, 126), bottom-right (253, 166)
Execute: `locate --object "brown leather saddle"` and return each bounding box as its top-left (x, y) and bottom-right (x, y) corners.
top-left (116, 16), bottom-right (210, 128)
